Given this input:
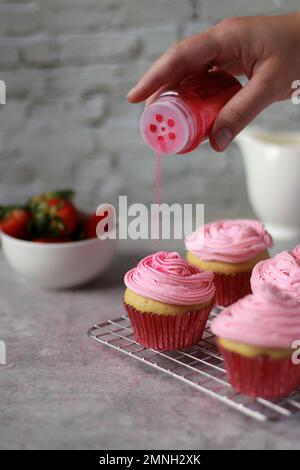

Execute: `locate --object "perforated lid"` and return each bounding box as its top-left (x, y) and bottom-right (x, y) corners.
top-left (140, 100), bottom-right (192, 155)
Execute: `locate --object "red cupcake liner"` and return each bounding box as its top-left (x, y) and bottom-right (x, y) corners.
top-left (214, 270), bottom-right (252, 307)
top-left (218, 344), bottom-right (300, 398)
top-left (124, 299), bottom-right (215, 351)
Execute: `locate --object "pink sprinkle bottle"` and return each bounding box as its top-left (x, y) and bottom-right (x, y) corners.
top-left (140, 70), bottom-right (242, 155)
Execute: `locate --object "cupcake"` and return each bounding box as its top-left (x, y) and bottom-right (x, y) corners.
top-left (185, 219), bottom-right (273, 307)
top-left (251, 250), bottom-right (300, 302)
top-left (124, 251), bottom-right (215, 351)
top-left (291, 244), bottom-right (300, 261)
top-left (211, 285), bottom-right (300, 398)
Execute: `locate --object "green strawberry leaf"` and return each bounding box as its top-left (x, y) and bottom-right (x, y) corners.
top-left (46, 190), bottom-right (75, 201)
top-left (27, 189), bottom-right (75, 211)
top-left (30, 213), bottom-right (51, 237)
top-left (49, 218), bottom-right (66, 236)
top-left (0, 206), bottom-right (6, 220)
top-left (0, 205), bottom-right (26, 220)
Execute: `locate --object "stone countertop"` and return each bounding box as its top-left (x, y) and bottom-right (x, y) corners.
top-left (1, 250), bottom-right (300, 450)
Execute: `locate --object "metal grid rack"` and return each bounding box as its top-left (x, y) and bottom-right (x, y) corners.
top-left (88, 310), bottom-right (300, 422)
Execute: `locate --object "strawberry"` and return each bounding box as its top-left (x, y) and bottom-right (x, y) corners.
top-left (28, 190), bottom-right (74, 209)
top-left (28, 190), bottom-right (79, 238)
top-left (0, 206), bottom-right (31, 239)
top-left (83, 211), bottom-right (109, 239)
top-left (47, 198), bottom-right (79, 235)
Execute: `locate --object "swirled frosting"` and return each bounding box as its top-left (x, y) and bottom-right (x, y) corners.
top-left (251, 251), bottom-right (300, 301)
top-left (185, 219), bottom-right (273, 263)
top-left (124, 251), bottom-right (215, 305)
top-left (291, 244), bottom-right (300, 261)
top-left (211, 285), bottom-right (300, 348)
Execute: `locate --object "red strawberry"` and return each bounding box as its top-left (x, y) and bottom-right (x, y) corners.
top-left (28, 190), bottom-right (79, 238)
top-left (84, 211), bottom-right (109, 239)
top-left (0, 207), bottom-right (31, 239)
top-left (47, 198), bottom-right (79, 235)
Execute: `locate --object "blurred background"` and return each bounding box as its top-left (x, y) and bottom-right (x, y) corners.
top-left (0, 0), bottom-right (300, 244)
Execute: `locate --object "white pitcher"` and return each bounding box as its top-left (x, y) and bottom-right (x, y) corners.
top-left (235, 127), bottom-right (300, 252)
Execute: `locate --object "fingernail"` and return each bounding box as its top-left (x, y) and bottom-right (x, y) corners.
top-left (214, 127), bottom-right (233, 151)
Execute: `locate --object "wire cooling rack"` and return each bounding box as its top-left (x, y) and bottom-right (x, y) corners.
top-left (88, 309), bottom-right (300, 422)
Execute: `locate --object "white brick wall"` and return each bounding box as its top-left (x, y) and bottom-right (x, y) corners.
top-left (200, 0), bottom-right (279, 21)
top-left (0, 3), bottom-right (42, 36)
top-left (0, 0), bottom-right (299, 221)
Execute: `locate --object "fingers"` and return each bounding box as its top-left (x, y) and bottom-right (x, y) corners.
top-left (127, 31), bottom-right (218, 103)
top-left (210, 66), bottom-right (277, 152)
top-left (145, 84), bottom-right (172, 107)
top-left (212, 62), bottom-right (245, 76)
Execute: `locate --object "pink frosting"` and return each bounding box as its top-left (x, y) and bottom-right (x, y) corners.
top-left (211, 284), bottom-right (300, 348)
top-left (251, 251), bottom-right (300, 302)
top-left (185, 219), bottom-right (273, 263)
top-left (291, 244), bottom-right (300, 261)
top-left (124, 251), bottom-right (215, 305)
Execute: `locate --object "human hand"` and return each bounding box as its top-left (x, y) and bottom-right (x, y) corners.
top-left (127, 13), bottom-right (300, 151)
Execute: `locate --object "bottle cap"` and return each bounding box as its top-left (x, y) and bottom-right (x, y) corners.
top-left (140, 99), bottom-right (194, 155)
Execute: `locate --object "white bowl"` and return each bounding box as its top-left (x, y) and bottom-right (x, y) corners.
top-left (0, 231), bottom-right (116, 289)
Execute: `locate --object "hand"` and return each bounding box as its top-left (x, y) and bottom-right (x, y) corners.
top-left (127, 13), bottom-right (300, 151)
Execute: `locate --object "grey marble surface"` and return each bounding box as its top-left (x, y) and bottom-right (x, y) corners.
top-left (0, 250), bottom-right (300, 450)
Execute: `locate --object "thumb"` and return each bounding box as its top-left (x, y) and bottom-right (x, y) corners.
top-left (210, 70), bottom-right (276, 152)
